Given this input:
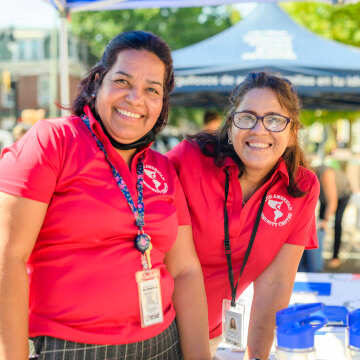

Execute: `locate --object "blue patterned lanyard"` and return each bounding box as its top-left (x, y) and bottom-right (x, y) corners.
top-left (81, 114), bottom-right (151, 257)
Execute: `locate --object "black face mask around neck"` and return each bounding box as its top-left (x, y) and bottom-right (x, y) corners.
top-left (97, 118), bottom-right (156, 150)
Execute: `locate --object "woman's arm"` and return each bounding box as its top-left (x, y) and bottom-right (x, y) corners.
top-left (164, 225), bottom-right (211, 360)
top-left (244, 243), bottom-right (304, 360)
top-left (0, 192), bottom-right (47, 360)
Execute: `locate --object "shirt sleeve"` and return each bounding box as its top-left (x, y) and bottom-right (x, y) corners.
top-left (166, 140), bottom-right (187, 177)
top-left (173, 169), bottom-right (191, 226)
top-left (285, 175), bottom-right (320, 250)
top-left (167, 142), bottom-right (191, 226)
top-left (0, 120), bottom-right (63, 204)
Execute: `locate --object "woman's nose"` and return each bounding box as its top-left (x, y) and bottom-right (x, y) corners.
top-left (125, 87), bottom-right (144, 105)
top-left (250, 118), bottom-right (268, 133)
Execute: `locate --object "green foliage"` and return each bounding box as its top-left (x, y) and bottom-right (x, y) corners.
top-left (281, 2), bottom-right (360, 48)
top-left (301, 109), bottom-right (360, 126)
top-left (70, 6), bottom-right (240, 62)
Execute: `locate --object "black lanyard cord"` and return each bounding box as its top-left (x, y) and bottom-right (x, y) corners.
top-left (224, 170), bottom-right (271, 307)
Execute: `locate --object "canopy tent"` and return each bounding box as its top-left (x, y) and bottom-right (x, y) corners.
top-left (43, 0), bottom-right (356, 113)
top-left (172, 3), bottom-right (360, 110)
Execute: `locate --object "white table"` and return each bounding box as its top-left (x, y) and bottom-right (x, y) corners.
top-left (214, 272), bottom-right (360, 360)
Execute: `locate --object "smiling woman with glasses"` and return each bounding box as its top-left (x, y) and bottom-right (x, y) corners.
top-left (167, 72), bottom-right (320, 360)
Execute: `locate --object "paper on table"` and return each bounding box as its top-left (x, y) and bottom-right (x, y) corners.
top-left (292, 282), bottom-right (332, 296)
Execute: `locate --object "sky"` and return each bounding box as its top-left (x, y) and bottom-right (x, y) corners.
top-left (1, 0), bottom-right (57, 29)
top-left (1, 0), bottom-right (257, 29)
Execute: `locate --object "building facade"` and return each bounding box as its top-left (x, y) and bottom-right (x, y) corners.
top-left (0, 27), bottom-right (92, 129)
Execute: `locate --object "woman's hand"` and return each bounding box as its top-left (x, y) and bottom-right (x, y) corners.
top-left (244, 243), bottom-right (304, 360)
top-left (164, 225), bottom-right (211, 360)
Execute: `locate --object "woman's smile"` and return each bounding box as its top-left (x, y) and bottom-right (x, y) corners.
top-left (114, 107), bottom-right (143, 119)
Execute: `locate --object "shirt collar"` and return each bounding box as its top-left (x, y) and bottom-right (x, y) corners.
top-left (221, 155), bottom-right (289, 186)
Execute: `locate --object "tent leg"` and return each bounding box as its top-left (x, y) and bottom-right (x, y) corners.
top-left (59, 14), bottom-right (70, 116)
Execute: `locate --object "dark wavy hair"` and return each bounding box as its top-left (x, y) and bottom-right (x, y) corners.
top-left (187, 72), bottom-right (310, 197)
top-left (70, 31), bottom-right (174, 135)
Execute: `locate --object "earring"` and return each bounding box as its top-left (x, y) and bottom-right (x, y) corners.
top-left (91, 93), bottom-right (96, 98)
top-left (228, 137), bottom-right (232, 145)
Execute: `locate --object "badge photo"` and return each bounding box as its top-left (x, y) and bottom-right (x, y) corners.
top-left (222, 299), bottom-right (246, 349)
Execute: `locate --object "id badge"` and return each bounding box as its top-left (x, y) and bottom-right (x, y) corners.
top-left (135, 268), bottom-right (163, 327)
top-left (222, 299), bottom-right (245, 349)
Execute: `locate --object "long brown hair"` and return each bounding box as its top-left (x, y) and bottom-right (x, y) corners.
top-left (187, 72), bottom-right (310, 197)
top-left (70, 31), bottom-right (174, 135)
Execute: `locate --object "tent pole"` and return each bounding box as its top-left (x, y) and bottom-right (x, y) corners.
top-left (59, 13), bottom-right (70, 116)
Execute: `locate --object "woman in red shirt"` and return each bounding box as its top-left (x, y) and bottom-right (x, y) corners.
top-left (168, 72), bottom-right (319, 360)
top-left (0, 31), bottom-right (210, 360)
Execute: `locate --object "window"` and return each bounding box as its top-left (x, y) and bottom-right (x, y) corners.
top-left (1, 88), bottom-right (15, 109)
top-left (37, 76), bottom-right (49, 107)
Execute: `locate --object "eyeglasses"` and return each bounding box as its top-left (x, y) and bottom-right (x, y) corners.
top-left (231, 111), bottom-right (292, 132)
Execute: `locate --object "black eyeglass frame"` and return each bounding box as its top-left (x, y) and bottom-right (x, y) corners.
top-left (231, 111), bottom-right (292, 133)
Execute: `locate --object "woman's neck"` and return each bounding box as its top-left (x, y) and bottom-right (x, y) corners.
top-left (116, 148), bottom-right (137, 168)
top-left (239, 168), bottom-right (271, 202)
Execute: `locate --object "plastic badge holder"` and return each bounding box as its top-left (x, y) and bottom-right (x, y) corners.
top-left (222, 299), bottom-right (246, 349)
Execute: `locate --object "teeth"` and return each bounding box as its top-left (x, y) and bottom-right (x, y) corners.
top-left (248, 142), bottom-right (270, 148)
top-left (115, 108), bottom-right (141, 119)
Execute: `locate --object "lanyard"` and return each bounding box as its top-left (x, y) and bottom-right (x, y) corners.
top-left (81, 114), bottom-right (152, 260)
top-left (224, 170), bottom-right (271, 307)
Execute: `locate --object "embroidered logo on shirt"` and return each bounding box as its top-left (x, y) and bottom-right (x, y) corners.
top-left (261, 194), bottom-right (292, 227)
top-left (143, 165), bottom-right (169, 194)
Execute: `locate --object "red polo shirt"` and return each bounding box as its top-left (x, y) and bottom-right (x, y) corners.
top-left (0, 106), bottom-right (191, 344)
top-left (167, 140), bottom-right (319, 338)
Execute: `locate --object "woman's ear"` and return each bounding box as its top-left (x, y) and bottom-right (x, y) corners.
top-left (227, 129), bottom-right (233, 145)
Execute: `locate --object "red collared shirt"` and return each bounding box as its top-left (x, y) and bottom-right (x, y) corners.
top-left (0, 106), bottom-right (191, 344)
top-left (167, 140), bottom-right (319, 338)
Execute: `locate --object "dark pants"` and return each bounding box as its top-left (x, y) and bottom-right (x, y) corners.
top-left (319, 194), bottom-right (351, 259)
top-left (29, 320), bottom-right (182, 360)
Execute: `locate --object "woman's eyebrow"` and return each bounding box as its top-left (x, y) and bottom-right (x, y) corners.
top-left (114, 70), bottom-right (163, 87)
top-left (241, 110), bottom-right (284, 116)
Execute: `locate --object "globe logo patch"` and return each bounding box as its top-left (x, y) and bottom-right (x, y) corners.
top-left (261, 194), bottom-right (292, 227)
top-left (143, 165), bottom-right (168, 194)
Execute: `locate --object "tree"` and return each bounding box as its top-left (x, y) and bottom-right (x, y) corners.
top-left (70, 6), bottom-right (240, 60)
top-left (281, 2), bottom-right (360, 48)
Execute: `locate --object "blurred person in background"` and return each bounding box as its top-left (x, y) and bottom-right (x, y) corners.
top-left (167, 72), bottom-right (319, 360)
top-left (315, 164), bottom-right (352, 269)
top-left (203, 110), bottom-right (222, 132)
top-left (12, 123), bottom-right (31, 142)
top-left (0, 31), bottom-right (210, 360)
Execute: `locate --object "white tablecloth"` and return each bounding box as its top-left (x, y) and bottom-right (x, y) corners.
top-left (213, 272), bottom-right (360, 360)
